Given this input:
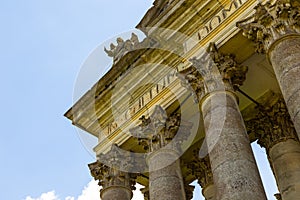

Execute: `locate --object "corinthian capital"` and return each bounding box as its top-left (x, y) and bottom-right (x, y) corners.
top-left (130, 105), bottom-right (192, 152)
top-left (88, 161), bottom-right (137, 191)
top-left (237, 0), bottom-right (300, 53)
top-left (179, 43), bottom-right (247, 102)
top-left (245, 97), bottom-right (299, 151)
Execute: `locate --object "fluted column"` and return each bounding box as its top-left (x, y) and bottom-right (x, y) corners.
top-left (237, 1), bottom-right (300, 138)
top-left (88, 161), bottom-right (136, 200)
top-left (246, 97), bottom-right (300, 200)
top-left (130, 106), bottom-right (192, 200)
top-left (180, 43), bottom-right (266, 200)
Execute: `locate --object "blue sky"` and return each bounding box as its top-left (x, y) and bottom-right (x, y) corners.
top-left (0, 0), bottom-right (278, 199)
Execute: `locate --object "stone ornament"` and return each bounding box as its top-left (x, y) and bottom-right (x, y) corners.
top-left (237, 0), bottom-right (300, 53)
top-left (88, 161), bottom-right (137, 192)
top-left (129, 105), bottom-right (192, 153)
top-left (104, 33), bottom-right (140, 63)
top-left (245, 97), bottom-right (299, 151)
top-left (179, 43), bottom-right (248, 102)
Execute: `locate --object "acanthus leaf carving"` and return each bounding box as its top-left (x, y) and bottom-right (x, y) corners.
top-left (237, 0), bottom-right (300, 53)
top-left (245, 97), bottom-right (299, 152)
top-left (129, 105), bottom-right (192, 152)
top-left (179, 43), bottom-right (248, 102)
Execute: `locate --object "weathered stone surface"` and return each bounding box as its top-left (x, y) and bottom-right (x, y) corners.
top-left (201, 92), bottom-right (267, 200)
top-left (180, 43), bottom-right (266, 200)
top-left (245, 97), bottom-right (300, 200)
top-left (130, 105), bottom-right (190, 200)
top-left (237, 0), bottom-right (300, 138)
top-left (148, 150), bottom-right (186, 200)
top-left (270, 139), bottom-right (300, 200)
top-left (101, 186), bottom-right (132, 200)
top-left (269, 36), bottom-right (300, 139)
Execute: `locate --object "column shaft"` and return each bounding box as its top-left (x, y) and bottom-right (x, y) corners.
top-left (269, 36), bottom-right (300, 138)
top-left (201, 92), bottom-right (266, 200)
top-left (237, 1), bottom-right (300, 138)
top-left (101, 186), bottom-right (132, 200)
top-left (269, 139), bottom-right (300, 200)
top-left (245, 95), bottom-right (300, 200)
top-left (148, 150), bottom-right (186, 200)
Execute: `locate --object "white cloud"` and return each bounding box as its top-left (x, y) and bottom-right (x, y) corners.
top-left (25, 191), bottom-right (59, 200)
top-left (25, 180), bottom-right (144, 200)
top-left (77, 180), bottom-right (100, 200)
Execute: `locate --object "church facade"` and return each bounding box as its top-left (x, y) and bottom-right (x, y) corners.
top-left (65, 0), bottom-right (300, 199)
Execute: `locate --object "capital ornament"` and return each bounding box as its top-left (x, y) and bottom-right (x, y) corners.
top-left (179, 43), bottom-right (248, 102)
top-left (245, 97), bottom-right (299, 151)
top-left (88, 161), bottom-right (137, 192)
top-left (237, 0), bottom-right (300, 53)
top-left (129, 105), bottom-right (193, 152)
top-left (88, 145), bottom-right (138, 192)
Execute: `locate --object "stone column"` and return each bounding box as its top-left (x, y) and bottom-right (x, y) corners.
top-left (88, 161), bottom-right (136, 200)
top-left (180, 43), bottom-right (267, 200)
top-left (88, 145), bottom-right (137, 200)
top-left (237, 1), bottom-right (300, 138)
top-left (245, 97), bottom-right (300, 200)
top-left (130, 106), bottom-right (192, 200)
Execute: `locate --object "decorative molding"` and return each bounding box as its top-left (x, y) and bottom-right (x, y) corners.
top-left (245, 97), bottom-right (299, 151)
top-left (237, 0), bottom-right (300, 53)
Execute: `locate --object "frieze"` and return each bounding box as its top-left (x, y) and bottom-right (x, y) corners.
top-left (103, 70), bottom-right (178, 136)
top-left (184, 0), bottom-right (248, 51)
